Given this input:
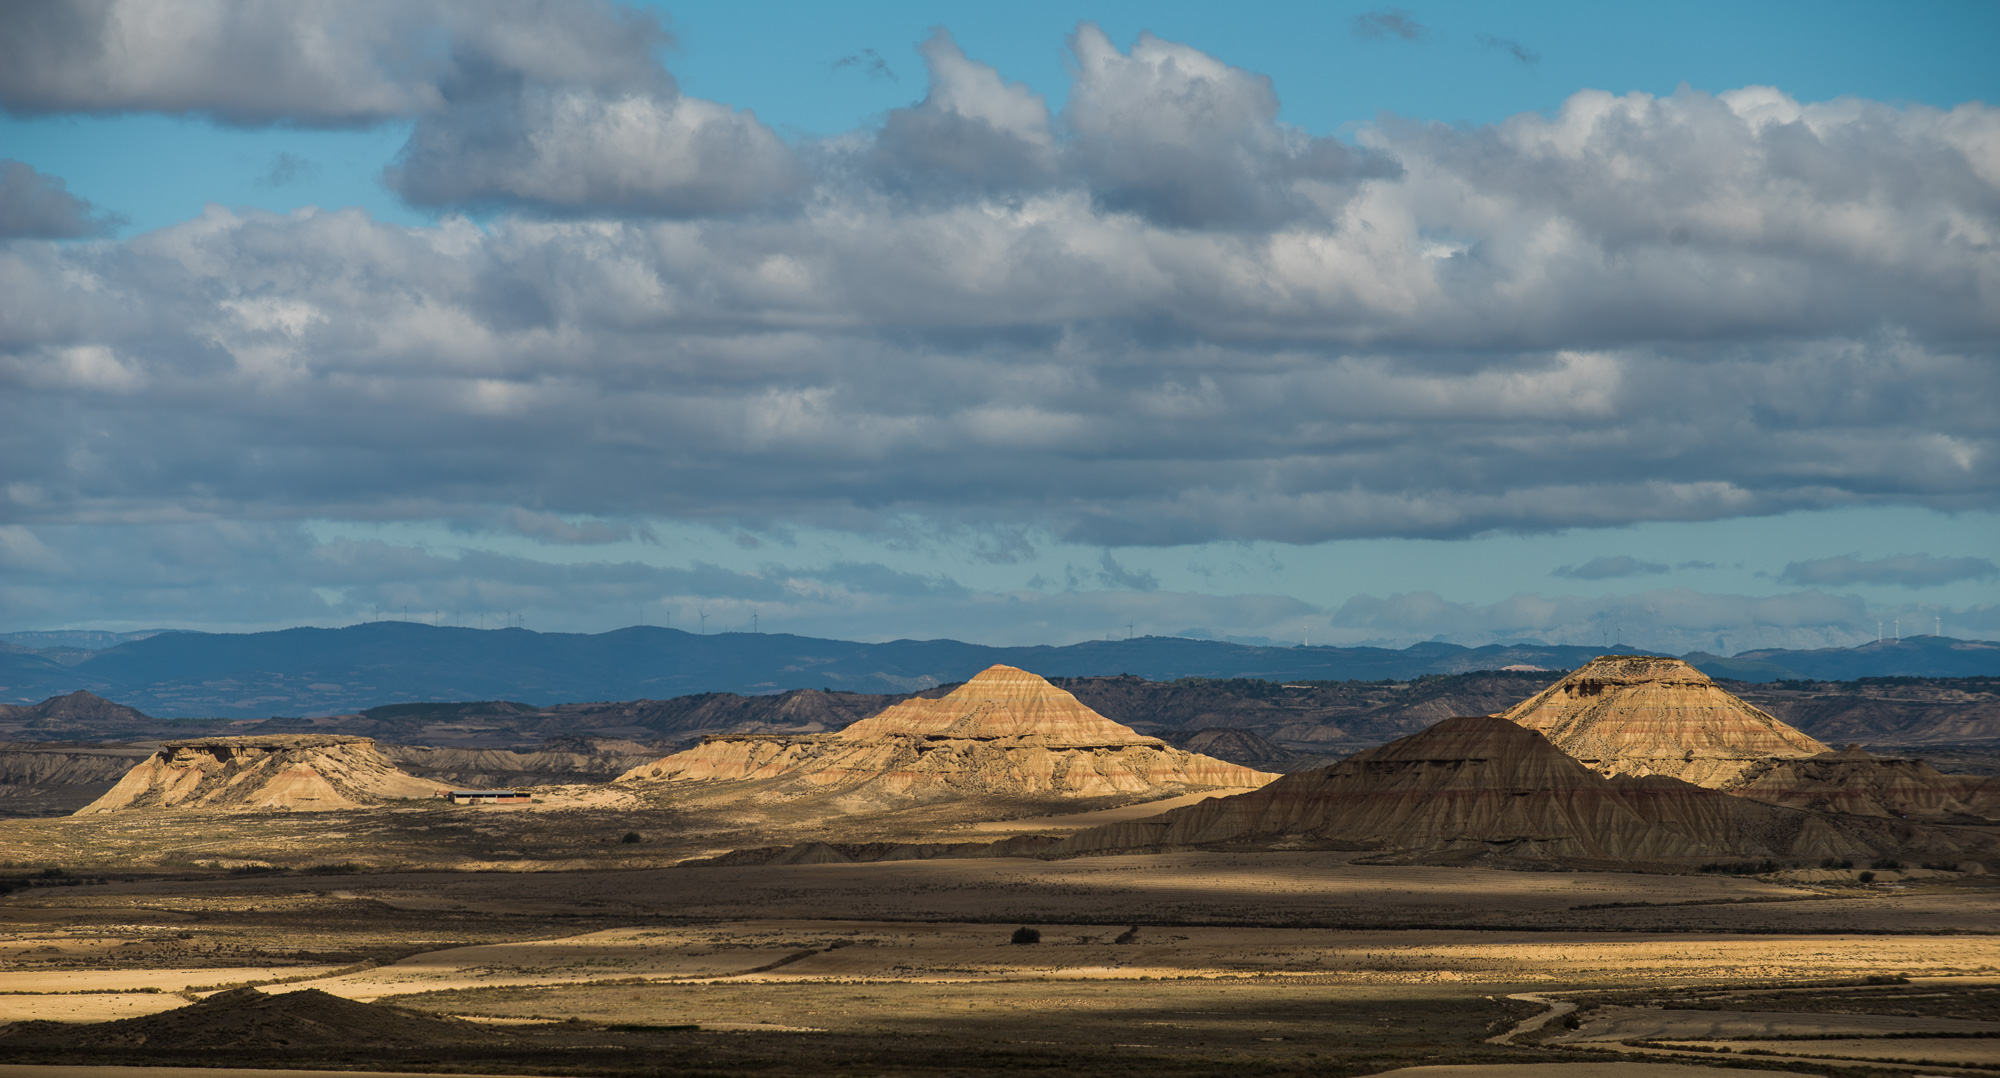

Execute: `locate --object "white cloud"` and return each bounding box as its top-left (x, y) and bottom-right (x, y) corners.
top-left (0, 17), bottom-right (1996, 639)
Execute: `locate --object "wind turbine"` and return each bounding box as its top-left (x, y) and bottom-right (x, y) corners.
top-left (698, 608), bottom-right (709, 635)
top-left (752, 611), bottom-right (759, 633)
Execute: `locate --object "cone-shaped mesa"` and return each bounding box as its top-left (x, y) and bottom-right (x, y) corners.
top-left (836, 664), bottom-right (1162, 747)
top-left (1497, 655), bottom-right (1829, 788)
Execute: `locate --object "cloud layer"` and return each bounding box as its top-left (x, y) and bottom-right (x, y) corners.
top-left (0, 4), bottom-right (1995, 642)
top-left (1781, 553), bottom-right (1999, 589)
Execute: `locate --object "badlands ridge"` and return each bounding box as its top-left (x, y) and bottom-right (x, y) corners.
top-left (63, 658), bottom-right (2000, 870)
top-left (616, 664), bottom-right (1274, 804)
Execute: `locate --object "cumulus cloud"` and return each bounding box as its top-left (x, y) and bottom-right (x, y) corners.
top-left (868, 29), bottom-right (1057, 192)
top-left (0, 0), bottom-right (664, 126)
top-left (1063, 25), bottom-right (1398, 228)
top-left (386, 86), bottom-right (803, 216)
top-left (0, 1), bottom-right (803, 217)
top-left (0, 14), bottom-right (1996, 646)
top-left (1781, 553), bottom-right (1999, 588)
top-left (1552, 556), bottom-right (1670, 580)
top-left (0, 160), bottom-right (123, 238)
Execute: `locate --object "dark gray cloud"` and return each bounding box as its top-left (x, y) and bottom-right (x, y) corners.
top-left (0, 0), bottom-right (665, 127)
top-left (1062, 25), bottom-right (1399, 228)
top-left (1552, 556), bottom-right (1670, 580)
top-left (0, 21), bottom-right (1994, 567)
top-left (867, 29), bottom-right (1058, 193)
top-left (1352, 9), bottom-right (1428, 41)
top-left (0, 159), bottom-right (123, 238)
top-left (1781, 553), bottom-right (1999, 588)
top-left (1476, 34), bottom-right (1539, 66)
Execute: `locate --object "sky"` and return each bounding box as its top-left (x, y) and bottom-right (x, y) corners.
top-left (0, 0), bottom-right (1995, 653)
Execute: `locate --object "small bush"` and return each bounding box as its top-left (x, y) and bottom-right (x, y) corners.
top-left (1113, 926), bottom-right (1140, 945)
top-left (303, 862), bottom-right (363, 874)
top-left (1820, 857), bottom-right (1854, 869)
top-left (1871, 858), bottom-right (1904, 871)
top-left (620, 832), bottom-right (642, 844)
top-left (1561, 1012), bottom-right (1582, 1030)
top-left (1921, 861), bottom-right (1960, 872)
top-left (1010, 926), bottom-right (1041, 945)
top-left (1858, 870), bottom-right (1877, 883)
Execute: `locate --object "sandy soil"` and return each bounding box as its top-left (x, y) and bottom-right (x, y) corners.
top-left (948, 788), bottom-right (1263, 834)
top-left (284, 852), bottom-right (2000, 936)
top-left (1375, 1067), bottom-right (1789, 1077)
top-left (0, 1070), bottom-right (558, 1078)
top-left (1566, 1006), bottom-right (2000, 1040)
top-left (0, 992), bottom-right (189, 1023)
top-left (261, 919), bottom-right (2000, 999)
top-left (1653, 1037), bottom-right (2000, 1064)
top-left (0, 965), bottom-right (342, 993)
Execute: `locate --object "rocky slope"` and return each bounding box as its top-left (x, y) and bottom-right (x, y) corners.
top-left (381, 738), bottom-right (663, 788)
top-left (0, 742), bottom-right (153, 816)
top-left (1173, 728), bottom-right (1316, 770)
top-left (1038, 717), bottom-right (1952, 865)
top-left (77, 735), bottom-right (447, 814)
top-left (618, 665), bottom-right (1275, 805)
top-left (1732, 677), bottom-right (2000, 748)
top-left (1498, 656), bottom-right (1829, 787)
top-left (1726, 745), bottom-right (2000, 821)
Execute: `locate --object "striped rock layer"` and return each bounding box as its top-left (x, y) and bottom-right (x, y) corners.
top-left (1040, 717), bottom-right (1938, 864)
top-left (1497, 655), bottom-right (1830, 788)
top-left (1728, 745), bottom-right (2000, 820)
top-left (77, 735), bottom-right (446, 814)
top-left (617, 664), bottom-right (1275, 801)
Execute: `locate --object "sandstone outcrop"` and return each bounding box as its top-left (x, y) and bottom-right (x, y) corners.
top-left (618, 665), bottom-right (1275, 804)
top-left (0, 742), bottom-right (152, 816)
top-left (76, 735), bottom-right (446, 814)
top-left (1497, 656), bottom-right (1829, 787)
top-left (1727, 745), bottom-right (2000, 821)
top-left (1038, 716), bottom-right (1921, 864)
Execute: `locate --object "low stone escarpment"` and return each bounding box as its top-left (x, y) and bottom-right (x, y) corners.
top-left (1035, 717), bottom-right (1942, 865)
top-left (381, 738), bottom-right (664, 788)
top-left (1498, 655), bottom-right (1830, 787)
top-left (1726, 744), bottom-right (2000, 821)
top-left (0, 741), bottom-right (154, 816)
top-left (618, 664), bottom-right (1276, 804)
top-left (76, 734), bottom-right (447, 814)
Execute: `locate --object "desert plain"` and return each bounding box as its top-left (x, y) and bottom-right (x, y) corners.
top-left (0, 661), bottom-right (1996, 1075)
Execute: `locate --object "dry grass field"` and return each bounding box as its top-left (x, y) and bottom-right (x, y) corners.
top-left (0, 850), bottom-right (1995, 1074)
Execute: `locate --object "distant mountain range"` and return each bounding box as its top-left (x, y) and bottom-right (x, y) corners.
top-left (0, 622), bottom-right (1993, 719)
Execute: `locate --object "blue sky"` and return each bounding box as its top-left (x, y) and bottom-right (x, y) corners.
top-left (0, 1), bottom-right (1995, 651)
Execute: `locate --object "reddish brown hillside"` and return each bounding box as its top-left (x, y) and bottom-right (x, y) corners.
top-left (1042, 717), bottom-right (1945, 865)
